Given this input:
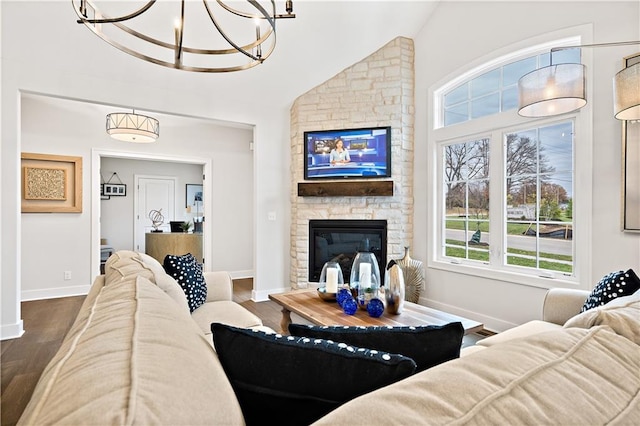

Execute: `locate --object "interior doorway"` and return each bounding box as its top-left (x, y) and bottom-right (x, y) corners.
top-left (92, 151), bottom-right (212, 278)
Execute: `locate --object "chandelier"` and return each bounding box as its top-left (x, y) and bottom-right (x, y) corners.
top-left (73, 1), bottom-right (296, 73)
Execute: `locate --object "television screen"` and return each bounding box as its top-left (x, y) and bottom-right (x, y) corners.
top-left (303, 126), bottom-right (391, 179)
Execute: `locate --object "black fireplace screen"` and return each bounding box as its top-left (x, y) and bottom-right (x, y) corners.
top-left (309, 219), bottom-right (387, 284)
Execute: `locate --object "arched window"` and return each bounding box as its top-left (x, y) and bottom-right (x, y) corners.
top-left (430, 37), bottom-right (590, 287)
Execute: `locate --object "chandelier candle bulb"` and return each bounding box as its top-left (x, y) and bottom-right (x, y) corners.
top-left (326, 268), bottom-right (338, 293)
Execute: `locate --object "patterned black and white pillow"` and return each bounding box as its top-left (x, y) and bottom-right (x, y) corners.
top-left (288, 322), bottom-right (464, 372)
top-left (581, 269), bottom-right (640, 312)
top-left (163, 253), bottom-right (207, 312)
top-left (211, 323), bottom-right (416, 426)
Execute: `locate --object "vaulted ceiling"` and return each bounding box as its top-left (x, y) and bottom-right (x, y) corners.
top-left (5, 1), bottom-right (439, 115)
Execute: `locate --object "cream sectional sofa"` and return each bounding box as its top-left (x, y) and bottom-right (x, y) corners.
top-left (18, 250), bottom-right (640, 424)
top-left (18, 250), bottom-right (273, 425)
top-left (315, 287), bottom-right (640, 425)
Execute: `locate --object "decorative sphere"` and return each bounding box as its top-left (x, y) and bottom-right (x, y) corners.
top-left (367, 298), bottom-right (385, 318)
top-left (343, 298), bottom-right (358, 315)
top-left (336, 288), bottom-right (352, 307)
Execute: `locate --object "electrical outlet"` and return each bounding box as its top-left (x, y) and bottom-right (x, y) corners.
top-left (64, 271), bottom-right (72, 280)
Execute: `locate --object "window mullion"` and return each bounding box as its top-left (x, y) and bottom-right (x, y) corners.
top-left (488, 130), bottom-right (503, 266)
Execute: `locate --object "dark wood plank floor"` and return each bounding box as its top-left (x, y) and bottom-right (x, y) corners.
top-left (1, 296), bottom-right (86, 426)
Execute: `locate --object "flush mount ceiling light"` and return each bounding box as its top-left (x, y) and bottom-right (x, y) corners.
top-left (518, 40), bottom-right (640, 120)
top-left (72, 0), bottom-right (296, 73)
top-left (106, 111), bottom-right (160, 143)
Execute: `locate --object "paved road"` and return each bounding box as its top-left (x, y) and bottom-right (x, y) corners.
top-left (446, 229), bottom-right (572, 256)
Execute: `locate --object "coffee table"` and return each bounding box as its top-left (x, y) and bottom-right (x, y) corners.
top-left (268, 289), bottom-right (484, 334)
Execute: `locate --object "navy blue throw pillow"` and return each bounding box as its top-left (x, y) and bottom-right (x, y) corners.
top-left (211, 323), bottom-right (416, 426)
top-left (163, 253), bottom-right (207, 312)
top-left (581, 268), bottom-right (640, 312)
top-left (288, 322), bottom-right (464, 372)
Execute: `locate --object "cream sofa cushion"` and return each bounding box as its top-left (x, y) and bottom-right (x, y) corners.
top-left (475, 319), bottom-right (562, 347)
top-left (192, 300), bottom-right (264, 345)
top-left (564, 289), bottom-right (640, 344)
top-left (138, 252), bottom-right (191, 312)
top-left (105, 250), bottom-right (191, 313)
top-left (312, 326), bottom-right (640, 425)
top-left (18, 275), bottom-right (245, 425)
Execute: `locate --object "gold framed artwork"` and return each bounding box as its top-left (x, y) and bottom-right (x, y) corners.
top-left (622, 52), bottom-right (640, 232)
top-left (21, 153), bottom-right (82, 213)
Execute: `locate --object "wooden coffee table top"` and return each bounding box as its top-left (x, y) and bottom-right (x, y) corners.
top-left (269, 289), bottom-right (484, 335)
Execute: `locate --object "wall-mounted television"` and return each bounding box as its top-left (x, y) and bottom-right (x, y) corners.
top-left (303, 126), bottom-right (391, 180)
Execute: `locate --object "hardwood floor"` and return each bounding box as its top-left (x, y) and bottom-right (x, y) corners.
top-left (1, 296), bottom-right (86, 426)
top-left (233, 278), bottom-right (285, 332)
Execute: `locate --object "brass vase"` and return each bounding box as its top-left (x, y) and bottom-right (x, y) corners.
top-left (395, 246), bottom-right (424, 303)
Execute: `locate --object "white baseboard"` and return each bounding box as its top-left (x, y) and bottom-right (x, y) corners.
top-left (229, 270), bottom-right (253, 280)
top-left (252, 285), bottom-right (290, 303)
top-left (21, 284), bottom-right (91, 302)
top-left (419, 297), bottom-right (518, 333)
top-left (1, 320), bottom-right (24, 340)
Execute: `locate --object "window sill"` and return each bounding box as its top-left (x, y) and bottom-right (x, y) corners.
top-left (428, 258), bottom-right (587, 291)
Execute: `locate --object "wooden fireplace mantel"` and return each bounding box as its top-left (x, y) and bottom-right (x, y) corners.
top-left (297, 180), bottom-right (393, 197)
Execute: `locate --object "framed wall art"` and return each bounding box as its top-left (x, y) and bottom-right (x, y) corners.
top-left (622, 52), bottom-right (640, 232)
top-left (21, 152), bottom-right (82, 213)
top-left (101, 172), bottom-right (126, 197)
top-left (186, 184), bottom-right (203, 207)
top-left (103, 183), bottom-right (127, 196)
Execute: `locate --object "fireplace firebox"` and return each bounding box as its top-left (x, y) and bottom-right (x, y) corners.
top-left (309, 219), bottom-right (387, 284)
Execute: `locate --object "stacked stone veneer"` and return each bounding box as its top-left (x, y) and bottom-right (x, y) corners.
top-left (289, 36), bottom-right (415, 289)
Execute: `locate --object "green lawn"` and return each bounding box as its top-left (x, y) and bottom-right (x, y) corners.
top-left (445, 239), bottom-right (573, 273)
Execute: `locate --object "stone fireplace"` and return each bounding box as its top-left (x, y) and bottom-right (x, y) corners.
top-left (289, 37), bottom-right (415, 289)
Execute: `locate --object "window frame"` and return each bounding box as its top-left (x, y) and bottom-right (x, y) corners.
top-left (427, 31), bottom-right (593, 291)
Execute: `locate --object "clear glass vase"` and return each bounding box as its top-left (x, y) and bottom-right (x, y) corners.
top-left (349, 252), bottom-right (381, 310)
top-left (319, 261), bottom-right (344, 294)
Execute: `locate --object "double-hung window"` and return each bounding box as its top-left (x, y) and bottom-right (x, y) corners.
top-left (431, 39), bottom-right (588, 286)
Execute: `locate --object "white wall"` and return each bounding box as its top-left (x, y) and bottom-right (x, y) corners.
top-left (18, 94), bottom-right (255, 301)
top-left (413, 1), bottom-right (640, 331)
top-left (99, 157), bottom-right (203, 252)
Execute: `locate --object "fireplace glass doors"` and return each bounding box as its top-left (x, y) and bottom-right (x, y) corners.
top-left (309, 219), bottom-right (387, 284)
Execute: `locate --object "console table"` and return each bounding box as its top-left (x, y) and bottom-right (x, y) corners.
top-left (145, 232), bottom-right (203, 264)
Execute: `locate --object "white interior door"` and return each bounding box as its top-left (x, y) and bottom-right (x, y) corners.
top-left (134, 176), bottom-right (176, 252)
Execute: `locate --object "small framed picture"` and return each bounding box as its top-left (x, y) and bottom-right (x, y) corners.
top-left (186, 184), bottom-right (203, 207)
top-left (103, 183), bottom-right (127, 196)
